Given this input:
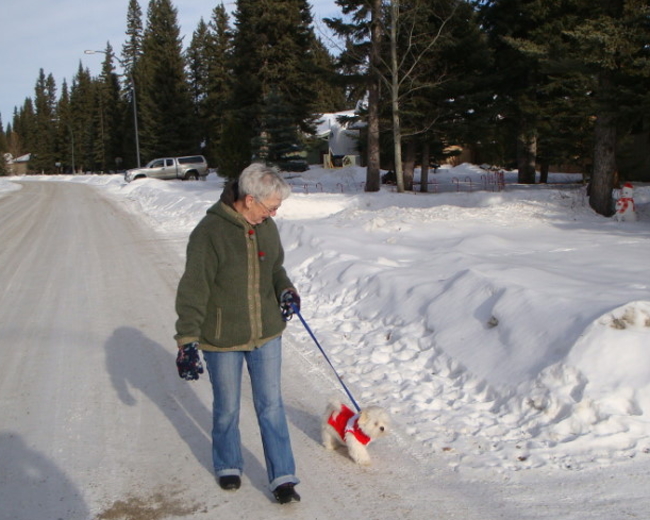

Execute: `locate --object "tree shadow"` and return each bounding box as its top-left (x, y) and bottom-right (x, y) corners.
top-left (0, 431), bottom-right (90, 520)
top-left (103, 327), bottom-right (267, 491)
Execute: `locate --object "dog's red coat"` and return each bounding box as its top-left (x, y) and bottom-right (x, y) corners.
top-left (327, 404), bottom-right (371, 446)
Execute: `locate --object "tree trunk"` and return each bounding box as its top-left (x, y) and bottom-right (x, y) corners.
top-left (516, 121), bottom-right (537, 184)
top-left (403, 141), bottom-right (416, 191)
top-left (390, 0), bottom-right (405, 193)
top-left (365, 0), bottom-right (382, 192)
top-left (539, 158), bottom-right (549, 184)
top-left (420, 141), bottom-right (430, 193)
top-left (590, 74), bottom-right (617, 216)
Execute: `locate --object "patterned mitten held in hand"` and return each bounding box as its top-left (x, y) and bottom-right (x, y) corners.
top-left (280, 289), bottom-right (301, 321)
top-left (176, 342), bottom-right (204, 381)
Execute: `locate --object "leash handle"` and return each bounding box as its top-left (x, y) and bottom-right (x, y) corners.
top-left (291, 304), bottom-right (361, 412)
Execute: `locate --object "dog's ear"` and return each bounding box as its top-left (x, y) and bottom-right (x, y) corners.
top-left (357, 409), bottom-right (368, 426)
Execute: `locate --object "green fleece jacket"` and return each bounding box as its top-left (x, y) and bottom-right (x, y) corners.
top-left (174, 188), bottom-right (294, 351)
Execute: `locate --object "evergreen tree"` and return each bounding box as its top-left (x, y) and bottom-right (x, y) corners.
top-left (325, 0), bottom-right (383, 191)
top-left (218, 114), bottom-right (253, 179)
top-left (55, 80), bottom-right (76, 173)
top-left (231, 0), bottom-right (262, 137)
top-left (122, 0), bottom-right (144, 72)
top-left (379, 0), bottom-right (491, 191)
top-left (561, 0), bottom-right (650, 215)
top-left (309, 38), bottom-right (348, 114)
top-left (121, 0), bottom-right (145, 168)
top-left (478, 0), bottom-right (550, 183)
top-left (0, 116), bottom-right (7, 176)
top-left (186, 9), bottom-right (233, 168)
top-left (139, 0), bottom-right (197, 160)
top-left (94, 43), bottom-right (124, 172)
top-left (31, 70), bottom-right (58, 173)
top-left (205, 4), bottom-right (235, 169)
top-left (231, 0), bottom-right (321, 166)
top-left (187, 18), bottom-right (211, 110)
top-left (70, 63), bottom-right (98, 173)
top-left (256, 89), bottom-right (302, 163)
top-left (481, 0), bottom-right (650, 213)
top-left (0, 114), bottom-right (7, 153)
top-left (11, 103), bottom-right (33, 160)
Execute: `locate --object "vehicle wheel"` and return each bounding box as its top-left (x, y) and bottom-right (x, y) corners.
top-left (184, 171), bottom-right (199, 181)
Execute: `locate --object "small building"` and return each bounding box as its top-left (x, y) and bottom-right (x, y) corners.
top-left (5, 153), bottom-right (31, 175)
top-left (314, 110), bottom-right (363, 168)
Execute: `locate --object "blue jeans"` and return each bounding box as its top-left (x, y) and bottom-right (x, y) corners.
top-left (203, 336), bottom-right (298, 490)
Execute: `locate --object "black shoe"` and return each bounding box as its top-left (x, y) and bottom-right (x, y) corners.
top-left (273, 483), bottom-right (301, 504)
top-left (218, 475), bottom-right (241, 491)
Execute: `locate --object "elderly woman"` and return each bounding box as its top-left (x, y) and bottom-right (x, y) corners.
top-left (174, 163), bottom-right (301, 504)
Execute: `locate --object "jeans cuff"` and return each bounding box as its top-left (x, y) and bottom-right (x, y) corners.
top-left (216, 469), bottom-right (242, 478)
top-left (269, 475), bottom-right (300, 491)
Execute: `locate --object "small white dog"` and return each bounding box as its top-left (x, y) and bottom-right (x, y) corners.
top-left (321, 400), bottom-right (390, 465)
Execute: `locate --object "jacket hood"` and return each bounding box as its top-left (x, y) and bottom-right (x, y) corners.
top-left (207, 180), bottom-right (263, 230)
top-left (219, 180), bottom-right (239, 207)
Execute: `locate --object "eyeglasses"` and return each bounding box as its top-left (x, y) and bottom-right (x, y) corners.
top-left (255, 198), bottom-right (280, 215)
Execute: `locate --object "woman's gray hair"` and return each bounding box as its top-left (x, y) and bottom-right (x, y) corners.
top-left (238, 163), bottom-right (291, 201)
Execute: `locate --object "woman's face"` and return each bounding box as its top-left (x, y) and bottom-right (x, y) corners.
top-left (245, 193), bottom-right (283, 225)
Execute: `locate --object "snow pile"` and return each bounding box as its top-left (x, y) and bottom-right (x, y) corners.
top-left (8, 164), bottom-right (650, 475)
top-left (0, 177), bottom-right (22, 198)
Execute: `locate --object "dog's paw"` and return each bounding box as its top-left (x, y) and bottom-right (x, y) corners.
top-left (321, 432), bottom-right (337, 451)
top-left (351, 453), bottom-right (372, 466)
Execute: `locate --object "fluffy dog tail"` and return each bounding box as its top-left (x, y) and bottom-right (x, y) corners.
top-left (324, 397), bottom-right (345, 423)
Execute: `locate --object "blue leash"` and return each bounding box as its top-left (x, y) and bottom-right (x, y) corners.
top-left (291, 304), bottom-right (361, 412)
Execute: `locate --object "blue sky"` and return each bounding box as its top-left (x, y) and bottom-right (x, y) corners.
top-left (0, 0), bottom-right (341, 128)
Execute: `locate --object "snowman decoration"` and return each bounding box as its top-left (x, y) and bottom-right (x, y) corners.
top-left (614, 182), bottom-right (637, 222)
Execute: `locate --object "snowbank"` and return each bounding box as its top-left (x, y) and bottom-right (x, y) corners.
top-left (10, 164), bottom-right (650, 475)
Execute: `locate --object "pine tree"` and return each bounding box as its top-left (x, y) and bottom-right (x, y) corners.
top-left (230, 0), bottom-right (321, 167)
top-left (187, 18), bottom-right (211, 110)
top-left (70, 63), bottom-right (98, 173)
top-left (139, 0), bottom-right (197, 160)
top-left (309, 38), bottom-right (348, 114)
top-left (325, 0), bottom-right (383, 191)
top-left (378, 0), bottom-right (490, 191)
top-left (121, 0), bottom-right (144, 168)
top-left (122, 0), bottom-right (144, 73)
top-left (94, 43), bottom-right (124, 172)
top-left (231, 0), bottom-right (262, 137)
top-left (478, 0), bottom-right (550, 183)
top-left (561, 0), bottom-right (650, 215)
top-left (186, 7), bottom-right (233, 168)
top-left (56, 80), bottom-right (76, 173)
top-left (481, 0), bottom-right (650, 213)
top-left (0, 115), bottom-right (7, 176)
top-left (11, 103), bottom-right (33, 161)
top-left (31, 70), bottom-right (58, 173)
top-left (0, 114), bottom-right (7, 154)
top-left (205, 5), bottom-right (234, 168)
top-left (256, 89), bottom-right (301, 163)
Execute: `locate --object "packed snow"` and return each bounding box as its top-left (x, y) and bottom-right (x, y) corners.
top-left (2, 163), bottom-right (650, 517)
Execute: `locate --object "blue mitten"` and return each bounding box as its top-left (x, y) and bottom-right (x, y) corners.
top-left (176, 342), bottom-right (204, 380)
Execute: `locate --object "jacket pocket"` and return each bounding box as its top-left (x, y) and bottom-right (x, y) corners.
top-left (214, 307), bottom-right (222, 340)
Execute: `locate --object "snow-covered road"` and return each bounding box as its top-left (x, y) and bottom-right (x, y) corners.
top-left (2, 180), bottom-right (649, 520)
top-left (0, 181), bottom-right (503, 519)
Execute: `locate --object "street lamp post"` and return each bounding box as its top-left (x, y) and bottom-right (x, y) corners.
top-left (84, 49), bottom-right (141, 168)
